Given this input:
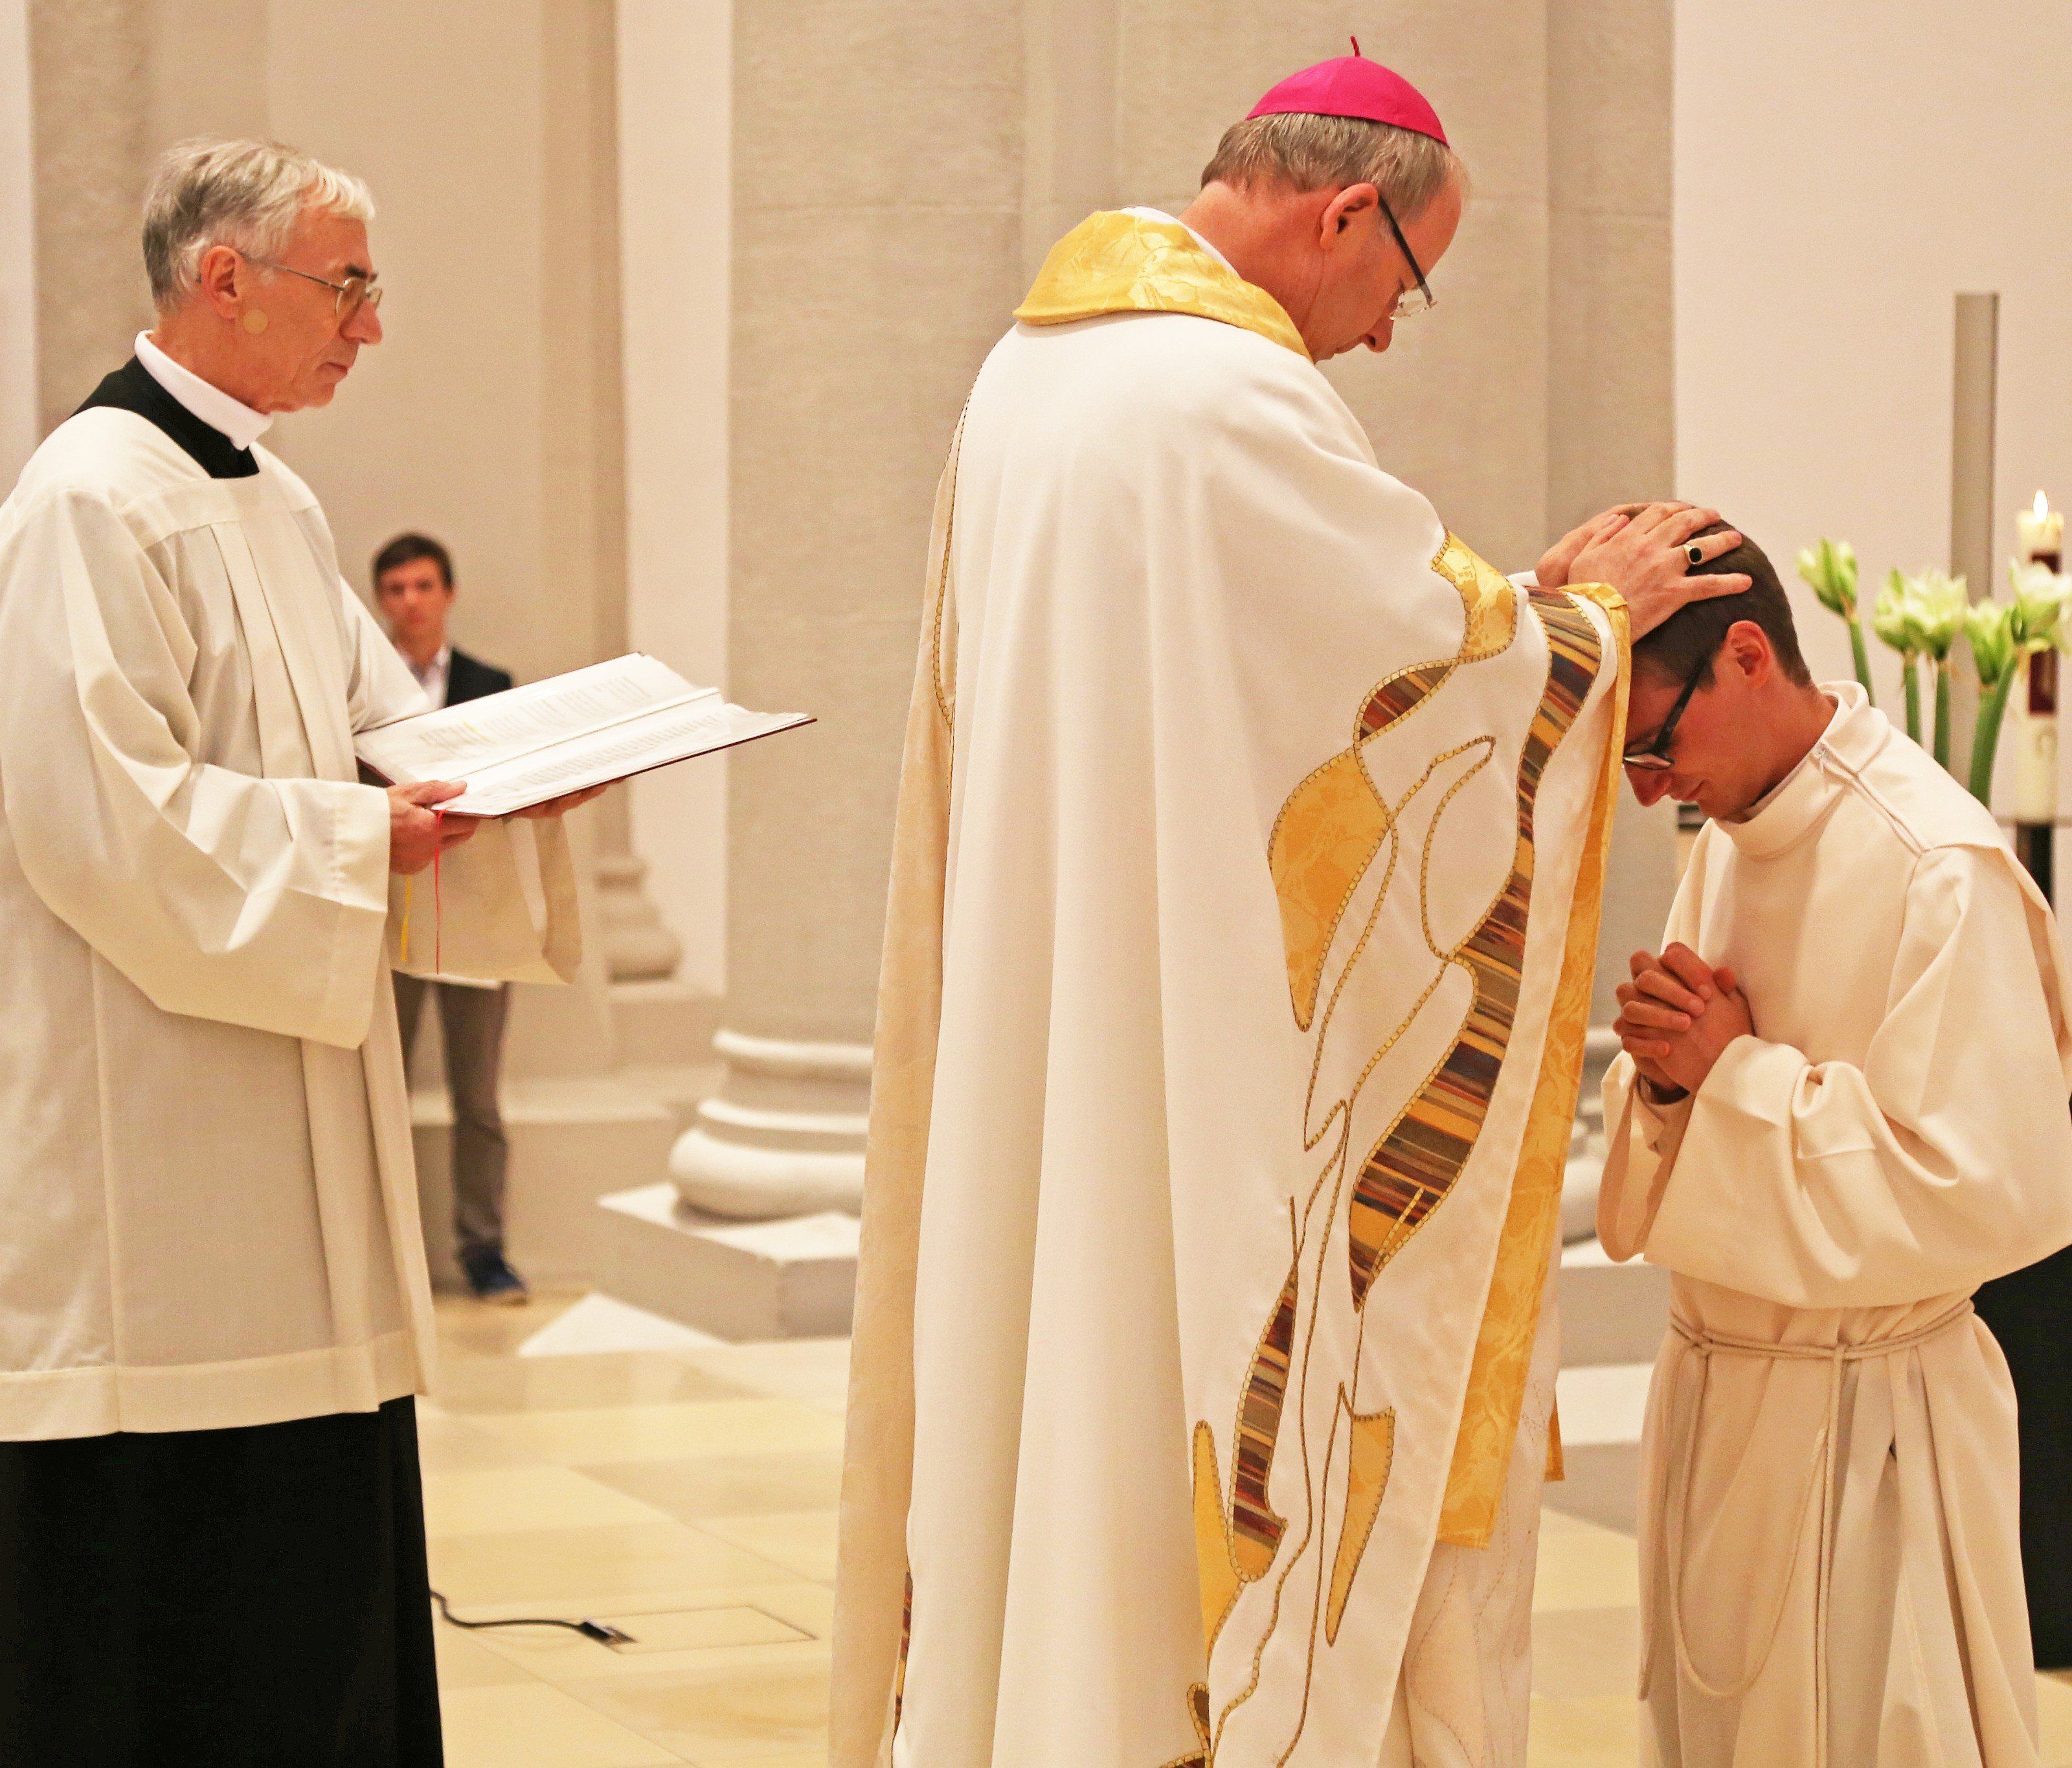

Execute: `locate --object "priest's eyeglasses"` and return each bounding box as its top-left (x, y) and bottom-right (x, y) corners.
top-left (1376, 190), bottom-right (1436, 319)
top-left (1623, 652), bottom-right (1711, 771)
top-left (245, 255), bottom-right (384, 323)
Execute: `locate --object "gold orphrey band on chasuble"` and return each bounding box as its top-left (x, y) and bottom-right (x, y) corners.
top-left (1184, 545), bottom-right (1601, 1743)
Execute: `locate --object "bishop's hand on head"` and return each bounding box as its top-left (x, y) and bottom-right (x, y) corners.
top-left (1568, 503), bottom-right (1755, 637)
top-left (1536, 503), bottom-right (1655, 589)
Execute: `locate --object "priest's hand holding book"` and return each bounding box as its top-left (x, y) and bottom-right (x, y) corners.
top-left (384, 778), bottom-right (610, 875)
top-left (1614, 942), bottom-right (1754, 1102)
top-left (359, 653), bottom-right (809, 830)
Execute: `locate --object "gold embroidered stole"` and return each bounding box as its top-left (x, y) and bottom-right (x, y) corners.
top-left (1015, 211), bottom-right (1310, 359)
top-left (1437, 580), bottom-right (1628, 1545)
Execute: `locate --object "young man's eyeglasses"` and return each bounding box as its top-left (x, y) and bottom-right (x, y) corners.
top-left (1623, 649), bottom-right (1713, 771)
top-left (242, 254), bottom-right (383, 323)
top-left (1375, 188), bottom-right (1436, 319)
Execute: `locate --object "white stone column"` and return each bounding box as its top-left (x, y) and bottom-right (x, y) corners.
top-left (616, 0), bottom-right (731, 999)
top-left (26, 0), bottom-right (150, 431)
top-left (665, 0), bottom-right (1027, 1223)
top-left (1548, 0), bottom-right (1679, 1238)
top-left (0, 0), bottom-right (38, 486)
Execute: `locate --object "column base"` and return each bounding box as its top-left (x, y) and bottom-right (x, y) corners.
top-left (594, 852), bottom-right (684, 982)
top-left (598, 1183), bottom-right (858, 1339)
top-left (668, 1028), bottom-right (870, 1218)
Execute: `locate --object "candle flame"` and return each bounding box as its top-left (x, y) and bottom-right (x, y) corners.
top-left (2036, 490), bottom-right (2053, 522)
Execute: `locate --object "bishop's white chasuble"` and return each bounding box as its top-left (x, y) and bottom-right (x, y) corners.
top-left (1602, 685), bottom-right (2072, 1768)
top-left (833, 212), bottom-right (1628, 1766)
top-left (0, 376), bottom-right (580, 1440)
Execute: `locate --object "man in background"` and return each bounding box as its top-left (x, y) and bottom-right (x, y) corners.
top-left (374, 531), bottom-right (527, 1304)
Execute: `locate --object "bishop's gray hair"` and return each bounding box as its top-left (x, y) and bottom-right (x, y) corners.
top-left (1200, 113), bottom-right (1464, 219)
top-left (142, 137), bottom-right (374, 309)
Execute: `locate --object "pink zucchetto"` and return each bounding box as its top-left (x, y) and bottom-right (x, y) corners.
top-left (1246, 38), bottom-right (1447, 146)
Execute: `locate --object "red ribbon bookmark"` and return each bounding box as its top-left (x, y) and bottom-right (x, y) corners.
top-left (398, 806), bottom-right (449, 975)
top-left (432, 805), bottom-right (446, 975)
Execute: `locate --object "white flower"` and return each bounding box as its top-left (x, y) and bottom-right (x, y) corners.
top-left (1796, 538), bottom-right (1859, 618)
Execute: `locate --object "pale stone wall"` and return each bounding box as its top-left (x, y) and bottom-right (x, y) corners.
top-left (1674, 0), bottom-right (2072, 751)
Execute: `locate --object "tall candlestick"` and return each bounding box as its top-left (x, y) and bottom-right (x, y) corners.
top-left (2012, 491), bottom-right (2060, 900)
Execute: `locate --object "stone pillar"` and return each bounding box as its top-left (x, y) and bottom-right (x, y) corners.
top-left (27, 0), bottom-right (150, 429)
top-left (1022, 0), bottom-right (1116, 280)
top-left (668, 0), bottom-right (1027, 1220)
top-left (617, 0), bottom-right (730, 996)
top-left (1, 0), bottom-right (38, 485)
top-left (1548, 0), bottom-right (1682, 996)
top-left (1548, 0), bottom-right (1678, 1225)
top-left (544, 0), bottom-right (683, 986)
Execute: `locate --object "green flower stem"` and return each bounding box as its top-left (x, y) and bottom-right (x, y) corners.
top-left (1932, 662), bottom-right (1953, 770)
top-left (1847, 617), bottom-right (1876, 707)
top-left (1968, 668), bottom-right (2019, 805)
top-left (1900, 656), bottom-right (1921, 743)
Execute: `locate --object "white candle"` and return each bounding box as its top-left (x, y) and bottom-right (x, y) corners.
top-left (2019, 490), bottom-right (2064, 562)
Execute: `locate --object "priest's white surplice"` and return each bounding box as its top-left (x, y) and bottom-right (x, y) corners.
top-left (833, 212), bottom-right (1628, 1768)
top-left (1602, 684), bottom-right (2072, 1768)
top-left (0, 405), bottom-right (579, 1439)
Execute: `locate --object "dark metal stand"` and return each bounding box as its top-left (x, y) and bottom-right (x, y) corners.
top-left (1977, 1244), bottom-right (2072, 1668)
top-left (1990, 541), bottom-right (2066, 1666)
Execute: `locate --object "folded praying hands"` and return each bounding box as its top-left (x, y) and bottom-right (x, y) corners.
top-left (1614, 942), bottom-right (1754, 1101)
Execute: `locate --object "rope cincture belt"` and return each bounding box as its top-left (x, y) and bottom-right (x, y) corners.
top-left (1659, 1299), bottom-right (1976, 1764)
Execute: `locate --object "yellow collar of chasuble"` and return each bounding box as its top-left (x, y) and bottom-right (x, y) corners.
top-left (1014, 211), bottom-right (1311, 359)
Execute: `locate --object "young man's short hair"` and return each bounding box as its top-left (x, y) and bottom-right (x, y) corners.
top-left (370, 532), bottom-right (453, 589)
top-left (1631, 522), bottom-right (1812, 688)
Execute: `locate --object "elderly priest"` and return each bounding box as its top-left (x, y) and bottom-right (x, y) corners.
top-left (0, 139), bottom-right (591, 1762)
top-left (834, 50), bottom-right (1748, 1768)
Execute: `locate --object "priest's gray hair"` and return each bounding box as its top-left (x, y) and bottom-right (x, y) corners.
top-left (1200, 115), bottom-right (1463, 218)
top-left (142, 137), bottom-right (375, 309)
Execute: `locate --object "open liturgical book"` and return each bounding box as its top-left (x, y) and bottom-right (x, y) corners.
top-left (355, 654), bottom-right (812, 817)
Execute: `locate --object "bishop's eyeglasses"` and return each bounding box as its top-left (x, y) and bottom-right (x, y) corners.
top-left (1375, 188), bottom-right (1436, 319)
top-left (243, 254), bottom-right (383, 323)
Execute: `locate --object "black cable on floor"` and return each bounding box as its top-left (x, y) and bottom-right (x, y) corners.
top-left (430, 1586), bottom-right (635, 1646)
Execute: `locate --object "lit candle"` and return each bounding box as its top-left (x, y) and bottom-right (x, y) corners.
top-left (2020, 490), bottom-right (2065, 567)
top-left (2011, 492), bottom-right (2062, 892)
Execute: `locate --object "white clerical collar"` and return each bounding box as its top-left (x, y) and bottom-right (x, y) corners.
top-left (1121, 207), bottom-right (1239, 276)
top-left (134, 332), bottom-right (273, 453)
top-left (1723, 685), bottom-right (1864, 857)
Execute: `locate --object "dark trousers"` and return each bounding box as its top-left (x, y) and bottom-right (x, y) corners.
top-left (0, 1397), bottom-right (442, 1765)
top-left (395, 975), bottom-right (511, 1258)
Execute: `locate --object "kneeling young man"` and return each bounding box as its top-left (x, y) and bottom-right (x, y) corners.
top-left (1601, 527), bottom-right (2072, 1767)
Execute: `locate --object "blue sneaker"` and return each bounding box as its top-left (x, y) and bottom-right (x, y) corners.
top-left (460, 1247), bottom-right (529, 1306)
